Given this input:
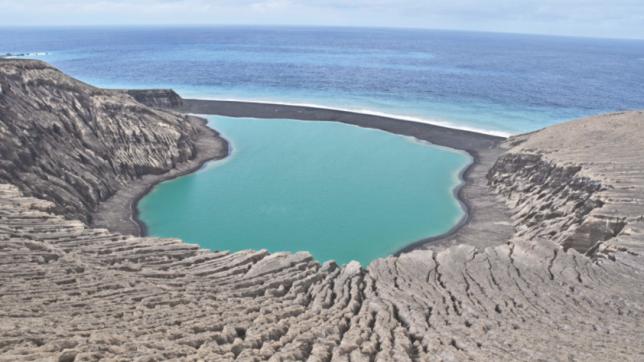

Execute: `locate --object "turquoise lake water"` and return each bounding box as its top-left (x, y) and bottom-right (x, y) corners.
top-left (138, 116), bottom-right (471, 265)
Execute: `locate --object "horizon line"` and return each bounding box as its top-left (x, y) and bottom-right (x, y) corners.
top-left (1, 24), bottom-right (643, 42)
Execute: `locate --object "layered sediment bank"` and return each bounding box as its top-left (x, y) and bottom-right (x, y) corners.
top-left (1, 61), bottom-right (643, 360)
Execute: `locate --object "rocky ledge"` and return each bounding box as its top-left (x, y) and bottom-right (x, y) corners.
top-left (126, 89), bottom-right (184, 110)
top-left (0, 62), bottom-right (643, 361)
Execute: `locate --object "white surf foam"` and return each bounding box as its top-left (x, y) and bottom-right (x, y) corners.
top-left (3, 51), bottom-right (49, 58)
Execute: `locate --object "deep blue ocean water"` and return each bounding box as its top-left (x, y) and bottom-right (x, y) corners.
top-left (2, 26), bottom-right (644, 135)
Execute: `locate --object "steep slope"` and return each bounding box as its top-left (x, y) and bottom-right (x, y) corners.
top-left (0, 59), bottom-right (215, 224)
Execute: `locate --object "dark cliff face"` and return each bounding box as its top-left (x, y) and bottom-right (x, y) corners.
top-left (126, 89), bottom-right (184, 109)
top-left (0, 59), bottom-right (199, 223)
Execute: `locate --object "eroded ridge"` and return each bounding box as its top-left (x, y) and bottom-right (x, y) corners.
top-left (489, 111), bottom-right (644, 258)
top-left (0, 60), bottom-right (204, 224)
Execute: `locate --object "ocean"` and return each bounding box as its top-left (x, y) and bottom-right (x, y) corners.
top-left (3, 26), bottom-right (643, 264)
top-left (2, 26), bottom-right (644, 135)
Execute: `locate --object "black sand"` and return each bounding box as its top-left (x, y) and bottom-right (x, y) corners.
top-left (179, 99), bottom-right (503, 152)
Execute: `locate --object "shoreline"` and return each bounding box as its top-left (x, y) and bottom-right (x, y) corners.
top-left (184, 97), bottom-right (511, 137)
top-left (90, 115), bottom-right (229, 236)
top-left (174, 98), bottom-right (512, 253)
top-left (130, 118), bottom-right (231, 237)
top-left (100, 93), bottom-right (512, 253)
top-left (393, 144), bottom-right (513, 254)
top-left (394, 150), bottom-right (479, 255)
top-left (179, 99), bottom-right (504, 153)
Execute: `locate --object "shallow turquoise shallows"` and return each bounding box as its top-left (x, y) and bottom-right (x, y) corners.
top-left (138, 116), bottom-right (471, 266)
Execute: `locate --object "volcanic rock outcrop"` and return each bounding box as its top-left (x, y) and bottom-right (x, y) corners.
top-left (0, 61), bottom-right (643, 361)
top-left (126, 89), bottom-right (184, 110)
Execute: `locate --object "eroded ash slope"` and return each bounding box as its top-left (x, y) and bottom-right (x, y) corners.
top-left (0, 60), bottom-right (203, 224)
top-left (489, 112), bottom-right (643, 257)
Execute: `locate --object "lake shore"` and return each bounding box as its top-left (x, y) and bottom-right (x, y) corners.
top-left (91, 115), bottom-right (229, 236)
top-left (99, 90), bottom-right (512, 251)
top-left (174, 98), bottom-right (513, 252)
